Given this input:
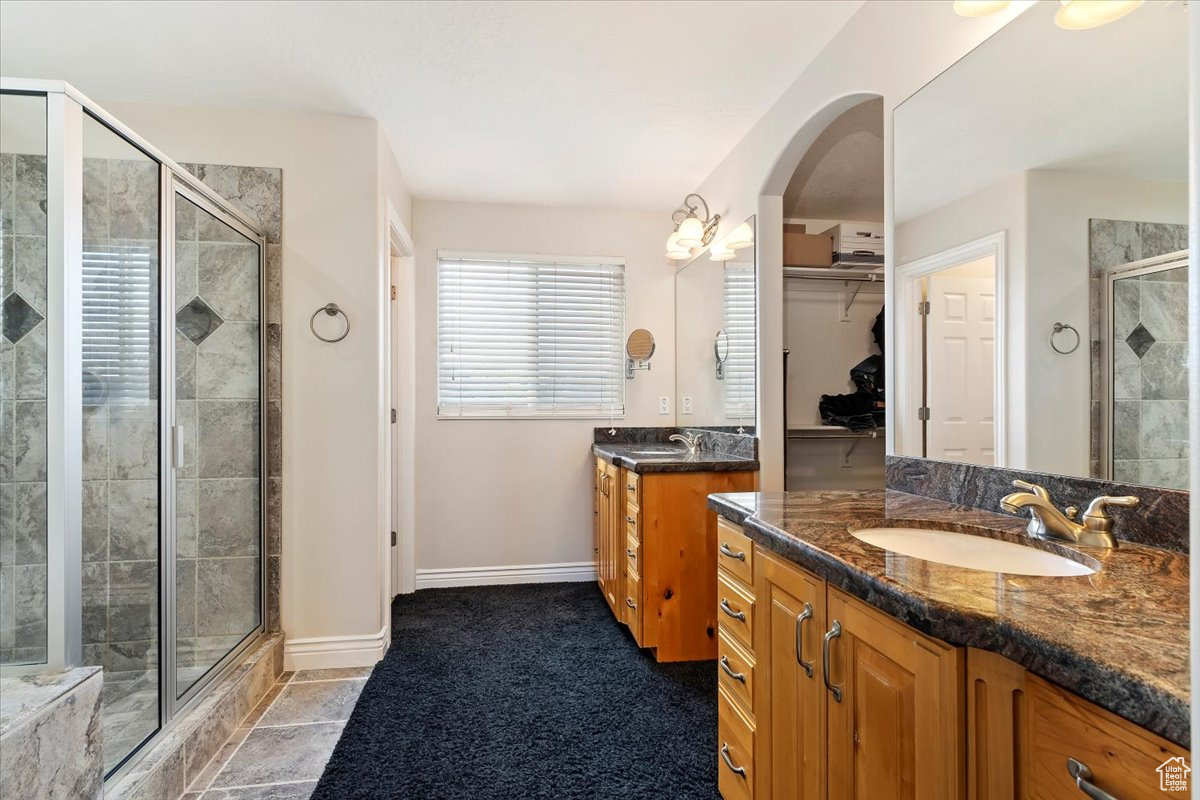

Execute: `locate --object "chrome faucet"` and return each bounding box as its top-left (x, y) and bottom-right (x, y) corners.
top-left (999, 479), bottom-right (1139, 549)
top-left (668, 432), bottom-right (703, 455)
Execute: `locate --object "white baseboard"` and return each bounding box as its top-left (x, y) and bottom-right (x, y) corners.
top-left (414, 561), bottom-right (597, 590)
top-left (283, 625), bottom-right (390, 671)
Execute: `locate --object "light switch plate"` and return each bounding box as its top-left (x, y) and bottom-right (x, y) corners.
top-left (658, 396), bottom-right (671, 415)
top-left (681, 396), bottom-right (693, 415)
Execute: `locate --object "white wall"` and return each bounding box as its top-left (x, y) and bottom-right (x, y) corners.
top-left (102, 101), bottom-right (412, 665)
top-left (412, 200), bottom-right (673, 577)
top-left (680, 0), bottom-right (1028, 489)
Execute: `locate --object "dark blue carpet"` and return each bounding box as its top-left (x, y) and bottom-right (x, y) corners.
top-left (311, 582), bottom-right (718, 799)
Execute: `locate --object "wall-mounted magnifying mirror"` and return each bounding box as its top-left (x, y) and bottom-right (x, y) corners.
top-left (626, 328), bottom-right (655, 379)
top-left (714, 330), bottom-right (729, 380)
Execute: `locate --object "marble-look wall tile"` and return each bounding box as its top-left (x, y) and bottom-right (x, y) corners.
top-left (82, 158), bottom-right (110, 241)
top-left (107, 405), bottom-right (158, 480)
top-left (107, 560), bottom-right (157, 643)
top-left (12, 155), bottom-right (47, 237)
top-left (196, 558), bottom-right (260, 638)
top-left (198, 241), bottom-right (260, 321)
top-left (198, 478), bottom-right (261, 557)
top-left (14, 320), bottom-right (46, 399)
top-left (196, 321), bottom-right (260, 400)
top-left (177, 478), bottom-right (198, 559)
top-left (82, 562), bottom-right (108, 646)
top-left (177, 558), bottom-right (197, 639)
top-left (12, 400), bottom-right (46, 482)
top-left (12, 564), bottom-right (46, 652)
top-left (13, 482), bottom-right (47, 564)
top-left (108, 159), bottom-right (159, 241)
top-left (13, 234), bottom-right (48, 314)
top-left (0, 153), bottom-right (14, 234)
top-left (198, 400), bottom-right (260, 478)
top-left (108, 480), bottom-right (158, 561)
top-left (185, 164), bottom-right (282, 244)
top-left (81, 406), bottom-right (108, 480)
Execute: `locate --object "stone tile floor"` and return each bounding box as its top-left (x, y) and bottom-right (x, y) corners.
top-left (180, 666), bottom-right (371, 799)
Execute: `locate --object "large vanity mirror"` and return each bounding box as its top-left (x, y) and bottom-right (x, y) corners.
top-left (675, 216), bottom-right (757, 432)
top-left (893, 2), bottom-right (1189, 489)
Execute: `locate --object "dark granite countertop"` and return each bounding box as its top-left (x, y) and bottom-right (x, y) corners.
top-left (708, 489), bottom-right (1190, 747)
top-left (593, 443), bottom-right (759, 473)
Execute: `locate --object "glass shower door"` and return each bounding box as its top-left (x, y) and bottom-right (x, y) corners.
top-left (172, 187), bottom-right (263, 700)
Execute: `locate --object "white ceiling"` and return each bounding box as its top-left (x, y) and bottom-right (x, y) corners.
top-left (0, 0), bottom-right (863, 210)
top-left (783, 97), bottom-right (883, 222)
top-left (895, 1), bottom-right (1188, 223)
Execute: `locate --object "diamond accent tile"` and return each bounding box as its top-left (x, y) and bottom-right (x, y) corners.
top-left (1125, 322), bottom-right (1156, 360)
top-left (176, 296), bottom-right (224, 346)
top-left (3, 292), bottom-right (44, 343)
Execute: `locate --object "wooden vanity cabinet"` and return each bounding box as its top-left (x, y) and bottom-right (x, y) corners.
top-left (593, 457), bottom-right (755, 662)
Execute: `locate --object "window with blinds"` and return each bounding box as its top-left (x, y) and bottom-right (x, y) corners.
top-left (437, 252), bottom-right (626, 418)
top-left (723, 263), bottom-right (756, 420)
top-left (82, 242), bottom-right (156, 406)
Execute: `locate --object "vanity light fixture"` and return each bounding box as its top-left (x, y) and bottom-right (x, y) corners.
top-left (1054, 0), bottom-right (1142, 30)
top-left (953, 0), bottom-right (1011, 17)
top-left (665, 193), bottom-right (720, 259)
top-left (709, 243), bottom-right (736, 262)
top-left (724, 221), bottom-right (754, 251)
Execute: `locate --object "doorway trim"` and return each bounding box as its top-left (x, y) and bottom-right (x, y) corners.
top-left (384, 201), bottom-right (416, 604)
top-left (895, 231), bottom-right (1007, 465)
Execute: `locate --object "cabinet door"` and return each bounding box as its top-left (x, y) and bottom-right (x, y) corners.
top-left (826, 588), bottom-right (964, 800)
top-left (755, 551), bottom-right (827, 800)
top-left (594, 458), bottom-right (604, 592)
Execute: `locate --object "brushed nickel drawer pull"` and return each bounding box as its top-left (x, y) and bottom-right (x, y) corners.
top-left (719, 543), bottom-right (746, 561)
top-left (626, 597), bottom-right (636, 609)
top-left (626, 548), bottom-right (636, 559)
top-left (822, 620), bottom-right (842, 702)
top-left (719, 655), bottom-right (746, 683)
top-left (626, 515), bottom-right (636, 524)
top-left (795, 602), bottom-right (814, 678)
top-left (1066, 758), bottom-right (1119, 800)
top-left (626, 484), bottom-right (636, 492)
top-left (719, 743), bottom-right (747, 778)
top-left (720, 598), bottom-right (746, 621)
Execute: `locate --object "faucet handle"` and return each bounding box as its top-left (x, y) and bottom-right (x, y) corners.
top-left (1011, 479), bottom-right (1051, 500)
top-left (1081, 495), bottom-right (1140, 532)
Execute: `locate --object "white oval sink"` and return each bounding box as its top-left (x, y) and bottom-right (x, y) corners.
top-left (852, 527), bottom-right (1096, 577)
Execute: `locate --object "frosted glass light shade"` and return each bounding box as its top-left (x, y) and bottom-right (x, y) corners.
top-left (725, 222), bottom-right (754, 250)
top-left (665, 229), bottom-right (693, 260)
top-left (676, 215), bottom-right (705, 248)
top-left (952, 0), bottom-right (1011, 17)
top-left (709, 244), bottom-right (736, 262)
top-left (1054, 0), bottom-right (1141, 30)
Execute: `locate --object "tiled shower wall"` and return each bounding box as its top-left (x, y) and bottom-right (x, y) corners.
top-left (0, 152), bottom-right (49, 665)
top-left (0, 153), bottom-right (283, 672)
top-left (1089, 219), bottom-right (1189, 488)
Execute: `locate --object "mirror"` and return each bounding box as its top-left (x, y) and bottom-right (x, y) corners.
top-left (625, 328), bottom-right (655, 378)
top-left (675, 216), bottom-right (757, 431)
top-left (893, 2), bottom-right (1188, 489)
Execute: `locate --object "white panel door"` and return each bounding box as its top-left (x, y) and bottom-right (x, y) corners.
top-left (925, 275), bottom-right (995, 465)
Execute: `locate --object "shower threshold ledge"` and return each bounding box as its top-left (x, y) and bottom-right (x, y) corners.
top-left (106, 633), bottom-right (284, 800)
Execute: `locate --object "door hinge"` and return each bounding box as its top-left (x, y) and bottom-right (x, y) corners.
top-left (391, 408), bottom-right (397, 423)
top-left (918, 406), bottom-right (931, 421)
top-left (390, 284), bottom-right (397, 301)
top-left (391, 530), bottom-right (397, 547)
top-left (917, 300), bottom-right (930, 316)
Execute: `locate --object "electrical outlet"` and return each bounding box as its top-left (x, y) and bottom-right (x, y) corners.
top-left (681, 396), bottom-right (693, 415)
top-left (658, 396), bottom-right (671, 415)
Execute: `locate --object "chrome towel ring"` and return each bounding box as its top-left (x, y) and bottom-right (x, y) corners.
top-left (1050, 321), bottom-right (1079, 355)
top-left (310, 302), bottom-right (350, 343)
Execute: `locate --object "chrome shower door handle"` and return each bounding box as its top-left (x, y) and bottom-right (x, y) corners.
top-left (822, 620), bottom-right (842, 702)
top-left (171, 425), bottom-right (185, 469)
top-left (795, 603), bottom-right (814, 678)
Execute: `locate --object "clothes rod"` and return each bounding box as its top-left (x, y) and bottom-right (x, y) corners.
top-left (783, 267), bottom-right (884, 282)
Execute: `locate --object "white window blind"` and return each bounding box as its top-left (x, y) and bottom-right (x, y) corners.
top-left (437, 252), bottom-right (626, 418)
top-left (723, 263), bottom-right (756, 420)
top-left (82, 242), bottom-right (155, 406)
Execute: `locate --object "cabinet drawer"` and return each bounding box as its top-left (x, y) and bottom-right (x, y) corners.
top-left (1026, 675), bottom-right (1188, 800)
top-left (624, 534), bottom-right (640, 577)
top-left (717, 570), bottom-right (755, 651)
top-left (716, 518), bottom-right (754, 585)
top-left (624, 570), bottom-right (641, 636)
top-left (624, 509), bottom-right (640, 542)
top-left (624, 471), bottom-right (640, 507)
top-left (718, 686), bottom-right (755, 800)
top-left (718, 630), bottom-right (755, 718)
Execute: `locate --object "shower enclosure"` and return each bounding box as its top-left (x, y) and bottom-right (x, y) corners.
top-left (1102, 250), bottom-right (1190, 489)
top-left (0, 80), bottom-right (266, 779)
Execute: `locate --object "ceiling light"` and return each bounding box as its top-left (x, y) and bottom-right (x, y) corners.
top-left (953, 0), bottom-right (1011, 17)
top-left (667, 193), bottom-right (720, 255)
top-left (1054, 0), bottom-right (1142, 30)
top-left (665, 229), bottom-right (694, 260)
top-left (725, 222), bottom-right (754, 250)
top-left (709, 243), bottom-right (736, 262)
